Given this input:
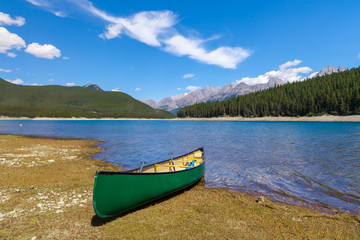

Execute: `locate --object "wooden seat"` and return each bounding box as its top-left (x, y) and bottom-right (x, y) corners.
top-left (173, 157), bottom-right (202, 163)
top-left (154, 164), bottom-right (194, 168)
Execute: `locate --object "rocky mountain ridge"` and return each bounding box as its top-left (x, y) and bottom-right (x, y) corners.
top-left (140, 65), bottom-right (348, 113)
top-left (140, 77), bottom-right (285, 113)
top-left (83, 83), bottom-right (103, 91)
top-left (316, 65), bottom-right (347, 77)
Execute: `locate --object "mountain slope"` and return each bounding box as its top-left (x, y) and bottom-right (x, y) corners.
top-left (0, 79), bottom-right (174, 118)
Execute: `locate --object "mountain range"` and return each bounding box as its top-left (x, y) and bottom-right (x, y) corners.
top-left (140, 65), bottom-right (347, 113)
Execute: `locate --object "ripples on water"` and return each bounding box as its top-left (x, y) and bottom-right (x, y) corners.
top-left (0, 120), bottom-right (359, 214)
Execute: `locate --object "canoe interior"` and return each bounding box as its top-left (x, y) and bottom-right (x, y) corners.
top-left (128, 148), bottom-right (204, 174)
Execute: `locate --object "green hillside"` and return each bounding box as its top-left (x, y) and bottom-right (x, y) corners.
top-left (0, 79), bottom-right (174, 118)
top-left (177, 67), bottom-right (360, 118)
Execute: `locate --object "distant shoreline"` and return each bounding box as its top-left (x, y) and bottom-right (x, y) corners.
top-left (1, 115), bottom-right (360, 122)
top-left (175, 115), bottom-right (360, 122)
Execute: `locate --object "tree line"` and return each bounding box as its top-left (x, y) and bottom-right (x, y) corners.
top-left (177, 67), bottom-right (360, 118)
top-left (0, 106), bottom-right (173, 119)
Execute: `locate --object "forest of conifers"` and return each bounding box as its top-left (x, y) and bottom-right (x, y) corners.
top-left (177, 67), bottom-right (360, 118)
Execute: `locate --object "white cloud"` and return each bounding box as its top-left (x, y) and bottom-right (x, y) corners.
top-left (25, 0), bottom-right (67, 17)
top-left (183, 73), bottom-right (195, 79)
top-left (26, 0), bottom-right (46, 6)
top-left (358, 52), bottom-right (360, 60)
top-left (177, 88), bottom-right (182, 90)
top-left (100, 11), bottom-right (176, 47)
top-left (25, 42), bottom-right (61, 59)
top-left (0, 14), bottom-right (59, 60)
top-left (56, 0), bottom-right (250, 69)
top-left (112, 87), bottom-right (120, 92)
top-left (71, 0), bottom-right (119, 22)
top-left (164, 35), bottom-right (250, 69)
top-left (0, 12), bottom-right (25, 26)
top-left (0, 68), bottom-right (12, 73)
top-left (6, 78), bottom-right (23, 84)
top-left (279, 59), bottom-right (302, 71)
top-left (306, 72), bottom-right (319, 79)
top-left (100, 24), bottom-right (123, 40)
top-left (48, 78), bottom-right (54, 82)
top-left (185, 85), bottom-right (201, 92)
top-left (30, 83), bottom-right (41, 86)
top-left (66, 82), bottom-right (75, 86)
top-left (62, 56), bottom-right (70, 60)
top-left (135, 88), bottom-right (142, 91)
top-left (6, 52), bottom-right (17, 58)
top-left (0, 27), bottom-right (26, 56)
top-left (236, 60), bottom-right (313, 85)
top-left (27, 0), bottom-right (251, 69)
top-left (53, 11), bottom-right (66, 17)
top-left (73, 0), bottom-right (175, 46)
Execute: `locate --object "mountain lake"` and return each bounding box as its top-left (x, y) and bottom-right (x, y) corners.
top-left (0, 120), bottom-right (359, 214)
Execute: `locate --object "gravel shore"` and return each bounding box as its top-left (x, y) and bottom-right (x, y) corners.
top-left (1, 115), bottom-right (360, 122)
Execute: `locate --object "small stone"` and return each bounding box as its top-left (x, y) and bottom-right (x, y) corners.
top-left (56, 210), bottom-right (63, 214)
top-left (48, 160), bottom-right (55, 163)
top-left (256, 196), bottom-right (265, 203)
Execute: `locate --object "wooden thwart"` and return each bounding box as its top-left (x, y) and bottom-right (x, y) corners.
top-left (154, 164), bottom-right (194, 168)
top-left (173, 157), bottom-right (202, 163)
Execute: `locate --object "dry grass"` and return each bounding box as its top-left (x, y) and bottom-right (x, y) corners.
top-left (0, 134), bottom-right (359, 239)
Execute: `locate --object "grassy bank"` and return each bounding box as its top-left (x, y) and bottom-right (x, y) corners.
top-left (0, 135), bottom-right (359, 239)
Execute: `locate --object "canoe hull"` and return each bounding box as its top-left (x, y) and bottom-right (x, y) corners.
top-left (93, 155), bottom-right (204, 218)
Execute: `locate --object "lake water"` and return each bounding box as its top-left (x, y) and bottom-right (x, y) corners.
top-left (0, 120), bottom-right (359, 214)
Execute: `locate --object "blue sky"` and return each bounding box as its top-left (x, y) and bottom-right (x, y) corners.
top-left (1, 0), bottom-right (360, 101)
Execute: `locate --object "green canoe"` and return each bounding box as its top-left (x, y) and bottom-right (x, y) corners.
top-left (93, 148), bottom-right (205, 218)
